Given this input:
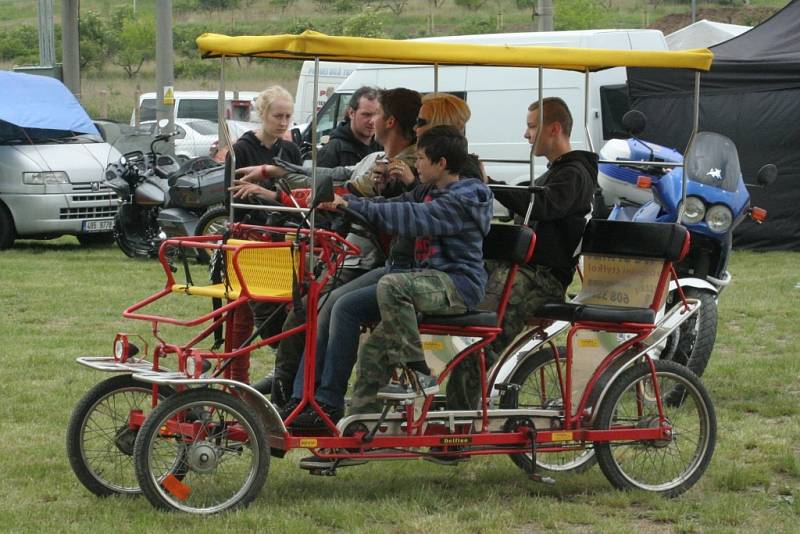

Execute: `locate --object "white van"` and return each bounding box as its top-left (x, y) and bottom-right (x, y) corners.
top-left (1, 71), bottom-right (120, 249)
top-left (293, 61), bottom-right (362, 126)
top-left (306, 29), bottom-right (668, 183)
top-left (131, 90), bottom-right (260, 126)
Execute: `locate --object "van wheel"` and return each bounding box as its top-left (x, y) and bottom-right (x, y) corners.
top-left (0, 204), bottom-right (16, 250)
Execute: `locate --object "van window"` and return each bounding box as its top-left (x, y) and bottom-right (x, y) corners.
top-left (599, 84), bottom-right (630, 141)
top-left (185, 120), bottom-right (217, 135)
top-left (140, 99), bottom-right (157, 122)
top-left (177, 99), bottom-right (219, 122)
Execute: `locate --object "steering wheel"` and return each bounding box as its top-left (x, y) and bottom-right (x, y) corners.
top-left (335, 205), bottom-right (386, 256)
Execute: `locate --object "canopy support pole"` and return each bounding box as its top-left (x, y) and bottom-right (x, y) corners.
top-left (524, 66), bottom-right (544, 226)
top-left (308, 57), bottom-right (320, 276)
top-left (434, 62), bottom-right (439, 93)
top-left (218, 57), bottom-right (236, 223)
top-left (584, 69), bottom-right (594, 153)
top-left (678, 71), bottom-right (701, 224)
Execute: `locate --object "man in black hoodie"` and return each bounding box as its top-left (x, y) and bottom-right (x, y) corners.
top-left (447, 97), bottom-right (599, 411)
top-left (317, 86), bottom-right (381, 167)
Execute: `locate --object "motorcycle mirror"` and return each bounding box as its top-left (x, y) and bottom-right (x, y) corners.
top-left (172, 126), bottom-right (186, 140)
top-left (621, 110), bottom-right (647, 136)
top-left (157, 118), bottom-right (169, 129)
top-left (312, 175), bottom-right (335, 205)
top-left (119, 156), bottom-right (127, 166)
top-left (291, 127), bottom-right (303, 146)
top-left (756, 164), bottom-right (777, 186)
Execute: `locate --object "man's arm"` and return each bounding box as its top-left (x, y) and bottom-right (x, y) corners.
top-left (346, 192), bottom-right (472, 238)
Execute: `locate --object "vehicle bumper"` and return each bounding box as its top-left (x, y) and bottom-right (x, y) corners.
top-left (2, 191), bottom-right (118, 235)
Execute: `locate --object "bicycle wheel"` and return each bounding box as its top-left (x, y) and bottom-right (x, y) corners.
top-left (134, 388), bottom-right (269, 514)
top-left (594, 359), bottom-right (716, 497)
top-left (500, 346), bottom-right (596, 474)
top-left (66, 374), bottom-right (174, 496)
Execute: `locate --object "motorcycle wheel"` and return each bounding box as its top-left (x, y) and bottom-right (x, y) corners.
top-left (663, 288), bottom-right (717, 378)
top-left (194, 206), bottom-right (228, 264)
top-left (114, 205), bottom-right (160, 259)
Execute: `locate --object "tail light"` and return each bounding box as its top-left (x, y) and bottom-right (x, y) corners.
top-left (636, 175), bottom-right (652, 188)
top-left (750, 206), bottom-right (767, 222)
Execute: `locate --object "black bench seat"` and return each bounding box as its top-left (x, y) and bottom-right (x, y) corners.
top-left (536, 302), bottom-right (655, 325)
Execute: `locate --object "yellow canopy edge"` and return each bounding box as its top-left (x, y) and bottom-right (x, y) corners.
top-left (196, 30), bottom-right (713, 72)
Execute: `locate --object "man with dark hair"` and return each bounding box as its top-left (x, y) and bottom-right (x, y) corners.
top-left (447, 96), bottom-right (598, 411)
top-left (317, 86), bottom-right (381, 167)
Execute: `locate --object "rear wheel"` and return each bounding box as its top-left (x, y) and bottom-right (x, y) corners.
top-left (0, 203), bottom-right (16, 250)
top-left (194, 207), bottom-right (228, 264)
top-left (500, 346), bottom-right (596, 473)
top-left (594, 359), bottom-right (716, 497)
top-left (134, 389), bottom-right (269, 514)
top-left (66, 375), bottom-right (175, 496)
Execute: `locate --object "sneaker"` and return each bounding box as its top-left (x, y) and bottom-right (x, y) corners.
top-left (290, 402), bottom-right (344, 429)
top-left (377, 369), bottom-right (439, 400)
top-left (299, 452), bottom-right (367, 470)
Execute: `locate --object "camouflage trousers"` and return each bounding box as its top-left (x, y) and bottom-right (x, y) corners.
top-left (349, 270), bottom-right (468, 414)
top-left (446, 262), bottom-right (565, 410)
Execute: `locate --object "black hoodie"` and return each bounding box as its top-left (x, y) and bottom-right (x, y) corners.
top-left (491, 150), bottom-right (598, 288)
top-left (317, 120), bottom-right (381, 167)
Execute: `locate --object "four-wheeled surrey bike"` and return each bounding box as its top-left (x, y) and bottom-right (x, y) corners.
top-left (67, 31), bottom-right (718, 514)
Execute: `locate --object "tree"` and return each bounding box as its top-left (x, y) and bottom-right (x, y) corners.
top-left (554, 0), bottom-right (605, 30)
top-left (111, 18), bottom-right (156, 78)
top-left (270, 0), bottom-right (297, 13)
top-left (376, 1), bottom-right (409, 15)
top-left (78, 10), bottom-right (110, 71)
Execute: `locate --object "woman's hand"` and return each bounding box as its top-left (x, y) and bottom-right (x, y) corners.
top-left (229, 180), bottom-right (277, 202)
top-left (387, 159), bottom-right (415, 185)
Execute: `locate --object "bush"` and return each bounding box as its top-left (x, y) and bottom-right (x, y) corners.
top-left (198, 0), bottom-right (240, 9)
top-left (283, 18), bottom-right (317, 35)
top-left (341, 11), bottom-right (385, 38)
top-left (175, 58), bottom-right (219, 79)
top-left (455, 15), bottom-right (496, 35)
top-left (453, 0), bottom-right (486, 11)
top-left (554, 0), bottom-right (605, 31)
top-left (0, 25), bottom-right (38, 62)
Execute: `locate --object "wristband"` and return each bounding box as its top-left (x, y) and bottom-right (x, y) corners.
top-left (260, 164), bottom-right (267, 179)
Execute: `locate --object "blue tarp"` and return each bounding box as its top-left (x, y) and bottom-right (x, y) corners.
top-left (0, 70), bottom-right (99, 135)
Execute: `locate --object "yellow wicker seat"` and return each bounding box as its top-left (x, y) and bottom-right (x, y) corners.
top-left (171, 239), bottom-right (298, 300)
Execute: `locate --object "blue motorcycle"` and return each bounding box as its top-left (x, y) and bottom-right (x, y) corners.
top-left (597, 111), bottom-right (777, 377)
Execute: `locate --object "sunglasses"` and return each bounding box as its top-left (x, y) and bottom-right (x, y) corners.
top-left (414, 117), bottom-right (429, 128)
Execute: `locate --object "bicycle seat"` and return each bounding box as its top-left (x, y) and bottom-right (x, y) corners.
top-left (418, 311), bottom-right (498, 327)
top-left (536, 302), bottom-right (655, 325)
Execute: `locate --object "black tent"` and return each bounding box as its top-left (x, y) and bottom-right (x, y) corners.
top-left (627, 0), bottom-right (800, 250)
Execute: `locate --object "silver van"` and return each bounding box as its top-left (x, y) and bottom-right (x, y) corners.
top-left (0, 71), bottom-right (119, 249)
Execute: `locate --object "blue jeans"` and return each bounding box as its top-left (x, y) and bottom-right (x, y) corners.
top-left (291, 267), bottom-right (388, 408)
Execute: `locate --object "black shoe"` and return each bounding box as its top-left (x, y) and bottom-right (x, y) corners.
top-left (270, 374), bottom-right (290, 407)
top-left (290, 402), bottom-right (344, 429)
top-left (279, 397), bottom-right (302, 420)
top-left (252, 370), bottom-right (274, 395)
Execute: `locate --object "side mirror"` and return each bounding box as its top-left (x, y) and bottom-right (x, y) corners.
top-left (172, 126), bottom-right (186, 140)
top-left (621, 110), bottom-right (647, 136)
top-left (312, 175), bottom-right (334, 205)
top-left (157, 118), bottom-right (170, 129)
top-left (756, 163), bottom-right (777, 186)
top-left (291, 127), bottom-right (302, 146)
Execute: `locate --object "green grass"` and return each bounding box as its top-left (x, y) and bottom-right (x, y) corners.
top-left (0, 238), bottom-right (798, 529)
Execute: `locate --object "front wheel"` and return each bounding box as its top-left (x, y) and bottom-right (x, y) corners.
top-left (193, 206), bottom-right (228, 264)
top-left (66, 375), bottom-right (175, 496)
top-left (594, 359), bottom-right (716, 497)
top-left (134, 389), bottom-right (269, 514)
top-left (662, 288), bottom-right (717, 378)
top-left (0, 202), bottom-right (16, 250)
top-left (500, 346), bottom-right (596, 474)
top-left (114, 205), bottom-right (160, 258)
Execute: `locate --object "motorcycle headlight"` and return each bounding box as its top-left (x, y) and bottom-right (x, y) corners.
top-left (681, 196), bottom-right (706, 225)
top-left (23, 171), bottom-right (70, 185)
top-left (706, 204), bottom-right (733, 233)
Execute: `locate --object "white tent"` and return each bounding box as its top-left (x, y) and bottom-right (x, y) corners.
top-left (666, 19), bottom-right (751, 50)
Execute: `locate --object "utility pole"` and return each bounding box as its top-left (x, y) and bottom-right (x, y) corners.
top-left (537, 0), bottom-right (553, 32)
top-left (156, 0), bottom-right (175, 142)
top-left (61, 0), bottom-right (80, 97)
top-left (38, 0), bottom-right (56, 67)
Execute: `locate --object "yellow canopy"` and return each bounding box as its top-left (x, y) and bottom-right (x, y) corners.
top-left (196, 30), bottom-right (712, 72)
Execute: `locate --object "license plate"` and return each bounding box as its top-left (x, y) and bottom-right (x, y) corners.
top-left (82, 219), bottom-right (114, 232)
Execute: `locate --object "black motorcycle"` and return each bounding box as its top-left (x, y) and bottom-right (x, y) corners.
top-left (105, 121), bottom-right (225, 259)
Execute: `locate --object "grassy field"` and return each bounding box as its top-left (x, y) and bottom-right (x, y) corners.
top-left (0, 237), bottom-right (797, 531)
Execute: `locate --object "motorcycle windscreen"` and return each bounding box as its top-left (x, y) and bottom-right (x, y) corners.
top-left (684, 131), bottom-right (742, 193)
